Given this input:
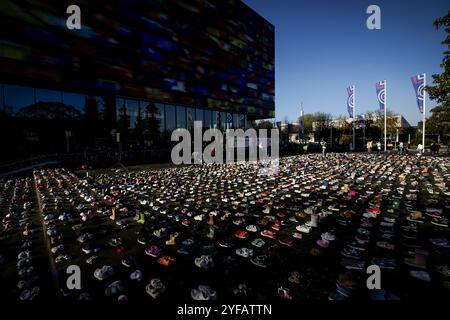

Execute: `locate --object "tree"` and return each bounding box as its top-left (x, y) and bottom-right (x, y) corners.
top-left (16, 102), bottom-right (81, 120)
top-left (143, 102), bottom-right (161, 147)
top-left (83, 96), bottom-right (99, 121)
top-left (255, 120), bottom-right (273, 129)
top-left (426, 10), bottom-right (450, 144)
top-left (365, 110), bottom-right (402, 138)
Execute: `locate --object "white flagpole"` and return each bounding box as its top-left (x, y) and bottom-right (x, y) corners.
top-left (384, 80), bottom-right (387, 152)
top-left (422, 74), bottom-right (426, 153)
top-left (353, 85), bottom-right (356, 151)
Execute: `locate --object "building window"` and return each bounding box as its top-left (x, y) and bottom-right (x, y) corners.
top-left (155, 103), bottom-right (165, 134)
top-left (186, 107), bottom-right (195, 131)
top-left (3, 85), bottom-right (35, 116)
top-left (195, 108), bottom-right (204, 127)
top-left (221, 112), bottom-right (227, 130)
top-left (62, 92), bottom-right (87, 111)
top-left (165, 104), bottom-right (176, 133)
top-left (212, 110), bottom-right (219, 129)
top-left (35, 88), bottom-right (63, 104)
top-left (116, 98), bottom-right (130, 129)
top-left (204, 109), bottom-right (212, 128)
top-left (0, 84), bottom-right (4, 114)
top-left (233, 113), bottom-right (239, 129)
top-left (239, 114), bottom-right (246, 129)
top-left (125, 99), bottom-right (140, 129)
top-left (176, 105), bottom-right (186, 129)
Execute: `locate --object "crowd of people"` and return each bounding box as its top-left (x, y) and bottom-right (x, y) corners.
top-left (0, 153), bottom-right (449, 301)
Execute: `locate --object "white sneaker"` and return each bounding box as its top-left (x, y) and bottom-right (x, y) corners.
top-left (236, 248), bottom-right (254, 258)
top-left (296, 224), bottom-right (311, 233)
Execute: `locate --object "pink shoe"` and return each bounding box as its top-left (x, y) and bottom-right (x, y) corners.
top-left (317, 239), bottom-right (330, 248)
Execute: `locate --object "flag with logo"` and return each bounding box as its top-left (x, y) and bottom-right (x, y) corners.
top-left (411, 74), bottom-right (425, 114)
top-left (346, 86), bottom-right (355, 118)
top-left (376, 81), bottom-right (386, 112)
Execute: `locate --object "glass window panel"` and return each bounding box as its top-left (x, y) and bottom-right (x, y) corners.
top-left (238, 114), bottom-right (246, 129)
top-left (0, 84), bottom-right (4, 114)
top-left (212, 110), bottom-right (219, 129)
top-left (233, 113), bottom-right (239, 129)
top-left (186, 107), bottom-right (195, 131)
top-left (35, 88), bottom-right (62, 103)
top-left (165, 104), bottom-right (176, 132)
top-left (220, 112), bottom-right (227, 130)
top-left (155, 103), bottom-right (165, 133)
top-left (204, 109), bottom-right (212, 128)
top-left (125, 99), bottom-right (139, 129)
top-left (195, 108), bottom-right (204, 127)
top-left (177, 105), bottom-right (186, 129)
top-left (4, 85), bottom-right (35, 116)
top-left (116, 98), bottom-right (130, 128)
top-left (62, 92), bottom-right (86, 111)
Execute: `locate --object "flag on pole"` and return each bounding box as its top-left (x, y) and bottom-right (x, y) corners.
top-left (376, 81), bottom-right (386, 112)
top-left (411, 74), bottom-right (425, 114)
top-left (346, 86), bottom-right (355, 118)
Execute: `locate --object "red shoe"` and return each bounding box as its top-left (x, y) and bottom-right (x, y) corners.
top-left (116, 246), bottom-right (125, 254)
top-left (261, 230), bottom-right (275, 239)
top-left (272, 221), bottom-right (281, 231)
top-left (276, 212), bottom-right (286, 219)
top-left (279, 237), bottom-right (294, 247)
top-left (235, 230), bottom-right (248, 239)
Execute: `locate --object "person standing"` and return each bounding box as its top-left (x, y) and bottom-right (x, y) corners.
top-left (376, 141), bottom-right (382, 153)
top-left (399, 142), bottom-right (404, 155)
top-left (367, 141), bottom-right (372, 154)
top-left (417, 143), bottom-right (423, 156)
top-left (320, 139), bottom-right (327, 157)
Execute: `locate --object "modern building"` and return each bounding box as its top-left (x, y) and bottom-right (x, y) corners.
top-left (0, 0), bottom-right (275, 163)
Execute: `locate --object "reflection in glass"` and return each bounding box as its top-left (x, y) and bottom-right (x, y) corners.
top-left (36, 88), bottom-right (62, 103)
top-left (195, 108), bottom-right (204, 127)
top-left (63, 92), bottom-right (86, 111)
top-left (116, 98), bottom-right (130, 129)
top-left (186, 107), bottom-right (194, 131)
top-left (176, 105), bottom-right (186, 129)
top-left (212, 110), bottom-right (219, 129)
top-left (233, 113), bottom-right (239, 129)
top-left (155, 103), bottom-right (165, 133)
top-left (165, 104), bottom-right (176, 132)
top-left (204, 109), bottom-right (212, 128)
top-left (126, 99), bottom-right (140, 129)
top-left (3, 85), bottom-right (35, 116)
top-left (221, 112), bottom-right (227, 130)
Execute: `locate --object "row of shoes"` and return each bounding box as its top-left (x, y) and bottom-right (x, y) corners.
top-left (0, 178), bottom-right (42, 300)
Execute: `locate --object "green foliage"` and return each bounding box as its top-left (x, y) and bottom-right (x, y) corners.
top-left (426, 10), bottom-right (450, 144)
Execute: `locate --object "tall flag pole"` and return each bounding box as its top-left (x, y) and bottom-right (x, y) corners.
top-left (347, 86), bottom-right (355, 151)
top-left (353, 86), bottom-right (356, 151)
top-left (347, 85), bottom-right (355, 151)
top-left (376, 80), bottom-right (387, 151)
top-left (423, 74), bottom-right (426, 150)
top-left (300, 102), bottom-right (304, 143)
top-left (411, 73), bottom-right (426, 150)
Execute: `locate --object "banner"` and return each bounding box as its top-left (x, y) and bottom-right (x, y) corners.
top-left (411, 74), bottom-right (425, 114)
top-left (346, 86), bottom-right (355, 118)
top-left (376, 81), bottom-right (386, 112)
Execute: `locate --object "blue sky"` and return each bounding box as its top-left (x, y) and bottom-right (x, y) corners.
top-left (244, 0), bottom-right (448, 126)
